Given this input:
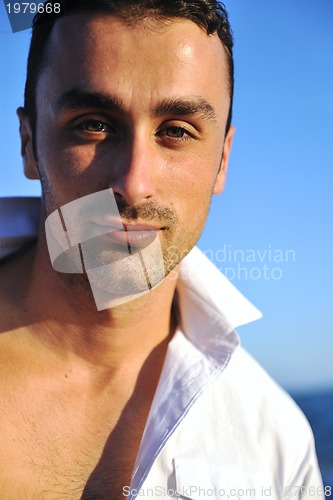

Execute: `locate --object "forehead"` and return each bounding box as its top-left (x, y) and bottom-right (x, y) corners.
top-left (38, 12), bottom-right (230, 117)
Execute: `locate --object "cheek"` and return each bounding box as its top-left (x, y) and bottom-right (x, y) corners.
top-left (161, 149), bottom-right (220, 210)
top-left (55, 147), bottom-right (95, 177)
top-left (36, 148), bottom-right (97, 212)
top-left (37, 131), bottom-right (96, 188)
top-left (37, 114), bottom-right (93, 172)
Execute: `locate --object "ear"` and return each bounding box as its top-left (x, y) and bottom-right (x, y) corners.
top-left (17, 107), bottom-right (40, 180)
top-left (213, 125), bottom-right (235, 195)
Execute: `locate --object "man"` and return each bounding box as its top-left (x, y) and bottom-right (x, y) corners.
top-left (0, 0), bottom-right (324, 498)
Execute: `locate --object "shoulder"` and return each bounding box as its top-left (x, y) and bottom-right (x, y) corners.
top-left (206, 346), bottom-right (320, 484)
top-left (0, 197), bottom-right (39, 262)
top-left (149, 345), bottom-right (323, 496)
top-left (219, 345), bottom-right (313, 440)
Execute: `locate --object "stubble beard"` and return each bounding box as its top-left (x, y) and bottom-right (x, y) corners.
top-left (38, 160), bottom-right (212, 306)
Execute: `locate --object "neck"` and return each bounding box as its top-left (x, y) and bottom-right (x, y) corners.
top-left (15, 235), bottom-right (179, 372)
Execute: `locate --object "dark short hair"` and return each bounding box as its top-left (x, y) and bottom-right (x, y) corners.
top-left (24, 0), bottom-right (234, 139)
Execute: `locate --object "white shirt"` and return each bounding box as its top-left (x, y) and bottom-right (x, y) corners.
top-left (0, 197), bottom-right (324, 500)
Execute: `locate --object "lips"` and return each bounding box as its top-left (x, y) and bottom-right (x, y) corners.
top-left (90, 221), bottom-right (160, 247)
top-left (108, 226), bottom-right (158, 245)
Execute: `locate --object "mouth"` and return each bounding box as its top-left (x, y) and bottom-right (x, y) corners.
top-left (90, 220), bottom-right (163, 247)
top-left (108, 226), bottom-right (159, 246)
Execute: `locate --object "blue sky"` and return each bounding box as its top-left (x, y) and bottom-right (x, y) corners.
top-left (0, 0), bottom-right (332, 391)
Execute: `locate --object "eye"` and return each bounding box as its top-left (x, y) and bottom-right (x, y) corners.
top-left (165, 126), bottom-right (188, 139)
top-left (157, 125), bottom-right (194, 143)
top-left (77, 120), bottom-right (115, 134)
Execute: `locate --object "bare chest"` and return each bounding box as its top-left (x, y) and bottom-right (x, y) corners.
top-left (0, 388), bottom-right (149, 499)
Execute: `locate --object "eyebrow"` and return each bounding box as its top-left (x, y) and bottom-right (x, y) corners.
top-left (155, 97), bottom-right (217, 123)
top-left (54, 88), bottom-right (217, 123)
top-left (54, 89), bottom-right (124, 114)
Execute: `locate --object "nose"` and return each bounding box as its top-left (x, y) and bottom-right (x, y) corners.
top-left (110, 133), bottom-right (158, 207)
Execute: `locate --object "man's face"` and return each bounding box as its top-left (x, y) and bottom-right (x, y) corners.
top-left (22, 13), bottom-right (234, 277)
